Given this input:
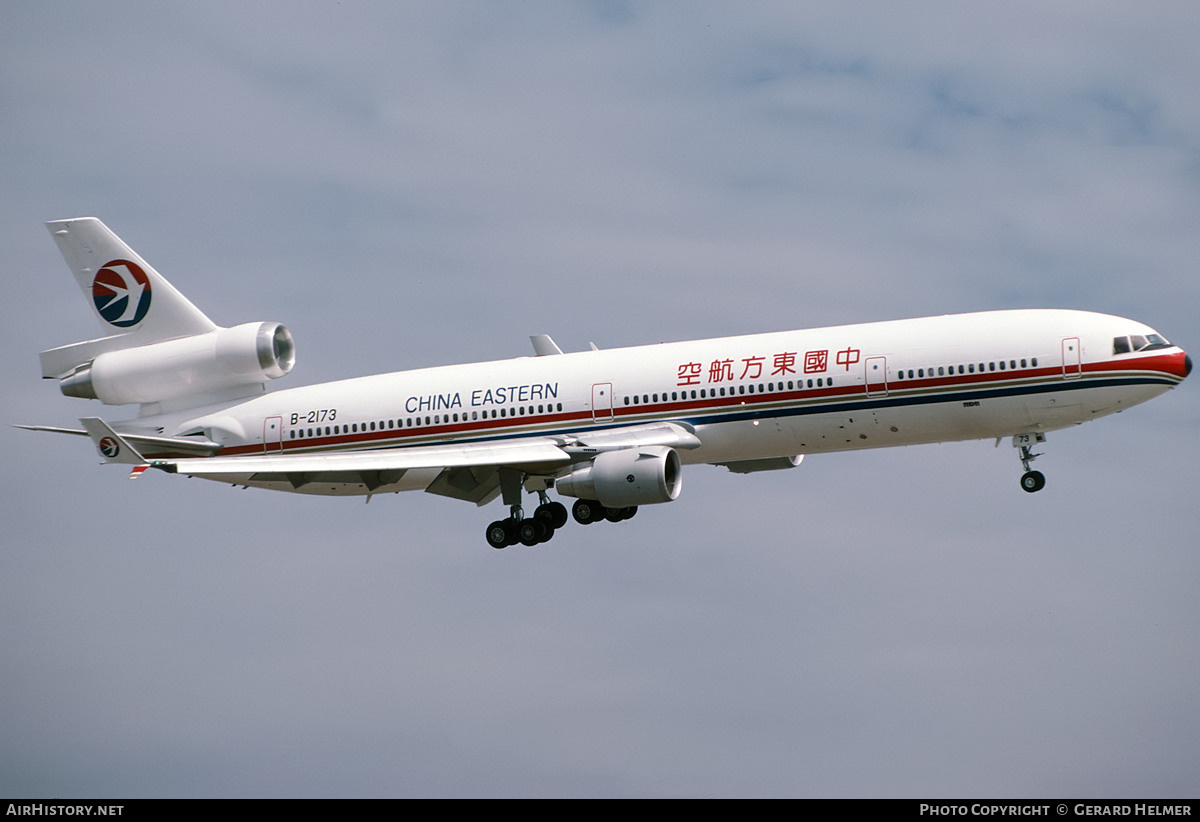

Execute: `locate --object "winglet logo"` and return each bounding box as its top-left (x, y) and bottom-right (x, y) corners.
top-left (98, 436), bottom-right (120, 459)
top-left (93, 259), bottom-right (152, 327)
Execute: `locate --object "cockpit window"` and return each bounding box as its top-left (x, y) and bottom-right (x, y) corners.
top-left (1113, 333), bottom-right (1171, 355)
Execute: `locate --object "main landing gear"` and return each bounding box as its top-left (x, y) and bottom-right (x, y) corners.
top-left (483, 469), bottom-right (641, 548)
top-left (485, 497), bottom-right (639, 548)
top-left (1013, 432), bottom-right (1047, 493)
top-left (485, 495), bottom-right (569, 549)
top-left (571, 498), bottom-right (638, 525)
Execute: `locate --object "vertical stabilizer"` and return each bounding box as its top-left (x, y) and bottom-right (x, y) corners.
top-left (47, 217), bottom-right (216, 338)
top-left (41, 218), bottom-right (219, 379)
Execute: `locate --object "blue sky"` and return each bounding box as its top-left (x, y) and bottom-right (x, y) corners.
top-left (2, 1), bottom-right (1198, 797)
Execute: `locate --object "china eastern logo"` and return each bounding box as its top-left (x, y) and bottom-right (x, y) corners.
top-left (97, 436), bottom-right (120, 459)
top-left (92, 259), bottom-right (151, 327)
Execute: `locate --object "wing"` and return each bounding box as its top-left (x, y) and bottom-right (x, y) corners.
top-left (151, 421), bottom-right (702, 504)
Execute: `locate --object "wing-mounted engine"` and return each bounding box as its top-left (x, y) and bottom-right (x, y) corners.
top-left (556, 445), bottom-right (682, 507)
top-left (57, 321), bottom-right (295, 406)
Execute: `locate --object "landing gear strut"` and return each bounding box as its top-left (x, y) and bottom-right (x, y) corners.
top-left (1013, 433), bottom-right (1046, 493)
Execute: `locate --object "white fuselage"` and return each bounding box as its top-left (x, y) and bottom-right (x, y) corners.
top-left (127, 308), bottom-right (1189, 497)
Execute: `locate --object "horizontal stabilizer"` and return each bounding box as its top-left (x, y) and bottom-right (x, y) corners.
top-left (78, 417), bottom-right (147, 465)
top-left (16, 423), bottom-right (221, 458)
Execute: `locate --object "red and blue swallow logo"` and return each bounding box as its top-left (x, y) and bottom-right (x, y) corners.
top-left (93, 259), bottom-right (151, 327)
top-left (98, 436), bottom-right (120, 459)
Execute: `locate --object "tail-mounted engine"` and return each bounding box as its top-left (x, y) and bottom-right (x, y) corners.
top-left (59, 322), bottom-right (295, 406)
top-left (556, 445), bottom-right (682, 507)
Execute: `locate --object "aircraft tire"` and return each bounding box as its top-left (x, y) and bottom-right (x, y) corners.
top-left (1020, 470), bottom-right (1046, 493)
top-left (572, 499), bottom-right (603, 525)
top-left (536, 502), bottom-right (569, 530)
top-left (518, 518), bottom-right (546, 546)
top-left (486, 520), bottom-right (510, 549)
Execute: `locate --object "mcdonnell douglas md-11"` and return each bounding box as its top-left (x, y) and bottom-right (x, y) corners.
top-left (20, 218), bottom-right (1191, 548)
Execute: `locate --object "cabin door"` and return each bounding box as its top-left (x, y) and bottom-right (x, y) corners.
top-left (1061, 337), bottom-right (1082, 379)
top-left (864, 356), bottom-right (888, 396)
top-left (264, 416), bottom-right (283, 452)
top-left (591, 383), bottom-right (614, 422)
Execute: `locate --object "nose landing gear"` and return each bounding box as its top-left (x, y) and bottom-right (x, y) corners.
top-left (1013, 432), bottom-right (1047, 493)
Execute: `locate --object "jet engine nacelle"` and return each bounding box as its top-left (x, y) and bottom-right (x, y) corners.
top-left (60, 322), bottom-right (295, 406)
top-left (556, 445), bottom-right (682, 507)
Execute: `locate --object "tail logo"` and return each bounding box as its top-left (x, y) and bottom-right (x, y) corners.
top-left (93, 259), bottom-right (152, 327)
top-left (97, 436), bottom-right (120, 459)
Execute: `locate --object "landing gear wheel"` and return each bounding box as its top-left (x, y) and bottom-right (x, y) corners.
top-left (485, 520), bottom-right (510, 549)
top-left (572, 499), bottom-right (603, 525)
top-left (536, 501), bottom-right (569, 530)
top-left (517, 518), bottom-right (549, 546)
top-left (1020, 470), bottom-right (1046, 493)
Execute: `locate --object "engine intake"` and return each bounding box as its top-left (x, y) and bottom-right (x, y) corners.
top-left (556, 446), bottom-right (682, 507)
top-left (60, 322), bottom-right (295, 405)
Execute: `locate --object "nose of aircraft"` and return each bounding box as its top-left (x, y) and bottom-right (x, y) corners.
top-left (1184, 352), bottom-right (1193, 378)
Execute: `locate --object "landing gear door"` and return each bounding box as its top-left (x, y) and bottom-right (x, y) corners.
top-left (1062, 337), bottom-right (1082, 379)
top-left (591, 382), bottom-right (614, 422)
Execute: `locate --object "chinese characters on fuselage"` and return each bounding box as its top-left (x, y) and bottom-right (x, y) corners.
top-left (675, 347), bottom-right (860, 387)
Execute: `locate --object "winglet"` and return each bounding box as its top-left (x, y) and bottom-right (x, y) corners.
top-left (79, 417), bottom-right (148, 473)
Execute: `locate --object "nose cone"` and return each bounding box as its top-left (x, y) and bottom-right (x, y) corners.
top-left (1168, 348), bottom-right (1192, 380)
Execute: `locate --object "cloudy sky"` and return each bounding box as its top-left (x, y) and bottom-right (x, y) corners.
top-left (3, 1), bottom-right (1198, 798)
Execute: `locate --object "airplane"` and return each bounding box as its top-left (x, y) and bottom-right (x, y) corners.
top-left (20, 218), bottom-right (1191, 549)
